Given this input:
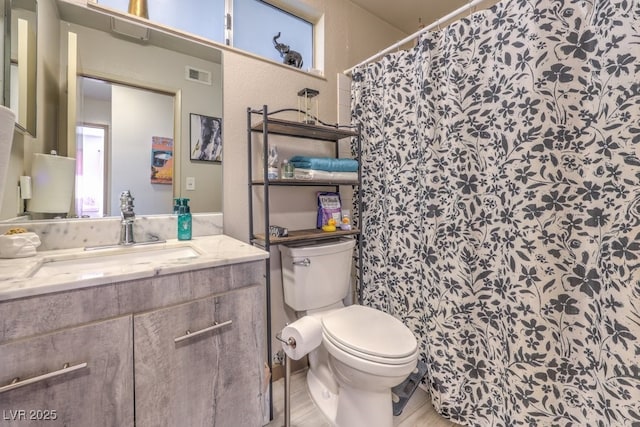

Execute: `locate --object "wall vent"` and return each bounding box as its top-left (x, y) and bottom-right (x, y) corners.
top-left (110, 17), bottom-right (150, 41)
top-left (185, 66), bottom-right (212, 85)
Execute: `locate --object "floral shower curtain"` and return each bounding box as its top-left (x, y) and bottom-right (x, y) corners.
top-left (351, 0), bottom-right (640, 425)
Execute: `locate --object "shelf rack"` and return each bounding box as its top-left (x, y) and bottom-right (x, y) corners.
top-left (247, 106), bottom-right (362, 421)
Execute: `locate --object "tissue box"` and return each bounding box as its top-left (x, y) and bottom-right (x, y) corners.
top-left (0, 232), bottom-right (41, 258)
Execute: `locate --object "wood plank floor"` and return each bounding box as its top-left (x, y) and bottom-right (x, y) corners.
top-left (267, 369), bottom-right (462, 427)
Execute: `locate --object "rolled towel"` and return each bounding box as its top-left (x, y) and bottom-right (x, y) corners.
top-left (289, 156), bottom-right (358, 173)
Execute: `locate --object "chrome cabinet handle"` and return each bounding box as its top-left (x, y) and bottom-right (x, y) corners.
top-left (174, 320), bottom-right (233, 343)
top-left (292, 258), bottom-right (311, 267)
top-left (0, 362), bottom-right (88, 394)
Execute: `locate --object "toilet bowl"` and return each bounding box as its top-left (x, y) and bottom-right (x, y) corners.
top-left (322, 305), bottom-right (418, 427)
top-left (280, 239), bottom-right (419, 427)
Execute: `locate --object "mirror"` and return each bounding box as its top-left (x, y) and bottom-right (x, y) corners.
top-left (9, 0), bottom-right (37, 136)
top-left (25, 0), bottom-right (222, 219)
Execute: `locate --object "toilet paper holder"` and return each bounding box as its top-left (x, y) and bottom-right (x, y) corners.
top-left (275, 330), bottom-right (296, 427)
top-left (275, 332), bottom-right (297, 349)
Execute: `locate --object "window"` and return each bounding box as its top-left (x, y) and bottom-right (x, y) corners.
top-left (98, 0), bottom-right (226, 43)
top-left (232, 0), bottom-right (313, 68)
top-left (96, 0), bottom-right (313, 69)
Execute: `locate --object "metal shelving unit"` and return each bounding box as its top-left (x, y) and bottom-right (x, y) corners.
top-left (246, 105), bottom-right (363, 420)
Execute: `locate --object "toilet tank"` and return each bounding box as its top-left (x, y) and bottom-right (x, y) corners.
top-left (280, 238), bottom-right (356, 311)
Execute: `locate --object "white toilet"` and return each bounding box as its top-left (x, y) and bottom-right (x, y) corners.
top-left (280, 238), bottom-right (419, 427)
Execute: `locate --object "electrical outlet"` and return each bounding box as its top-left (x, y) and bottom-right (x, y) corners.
top-left (186, 176), bottom-right (196, 191)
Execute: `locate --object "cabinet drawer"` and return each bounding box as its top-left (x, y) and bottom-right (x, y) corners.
top-left (134, 284), bottom-right (265, 427)
top-left (0, 316), bottom-right (134, 427)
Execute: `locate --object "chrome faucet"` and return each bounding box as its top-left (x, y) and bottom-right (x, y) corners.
top-left (119, 190), bottom-right (136, 245)
top-left (83, 190), bottom-right (166, 251)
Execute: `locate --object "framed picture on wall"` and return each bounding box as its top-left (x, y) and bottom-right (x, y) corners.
top-left (190, 113), bottom-right (222, 162)
top-left (150, 136), bottom-right (174, 184)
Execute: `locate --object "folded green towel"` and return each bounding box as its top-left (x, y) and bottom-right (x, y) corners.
top-left (289, 156), bottom-right (358, 172)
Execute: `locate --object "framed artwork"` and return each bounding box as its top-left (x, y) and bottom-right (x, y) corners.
top-left (190, 113), bottom-right (222, 162)
top-left (150, 136), bottom-right (173, 184)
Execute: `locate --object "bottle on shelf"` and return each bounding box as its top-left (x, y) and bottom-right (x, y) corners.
top-left (281, 159), bottom-right (295, 179)
top-left (267, 144), bottom-right (279, 180)
top-left (340, 210), bottom-right (352, 230)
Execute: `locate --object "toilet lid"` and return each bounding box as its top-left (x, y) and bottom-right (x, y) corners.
top-left (321, 305), bottom-right (417, 360)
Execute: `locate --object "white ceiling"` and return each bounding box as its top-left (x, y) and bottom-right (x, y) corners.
top-left (349, 0), bottom-right (481, 34)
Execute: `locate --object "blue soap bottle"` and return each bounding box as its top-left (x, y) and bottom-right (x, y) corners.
top-left (177, 198), bottom-right (192, 240)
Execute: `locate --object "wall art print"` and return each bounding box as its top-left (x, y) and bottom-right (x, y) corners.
top-left (150, 136), bottom-right (173, 184)
top-left (190, 113), bottom-right (222, 162)
top-left (351, 0), bottom-right (640, 425)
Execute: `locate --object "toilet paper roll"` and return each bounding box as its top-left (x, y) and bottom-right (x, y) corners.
top-left (0, 105), bottom-right (16, 206)
top-left (281, 316), bottom-right (323, 361)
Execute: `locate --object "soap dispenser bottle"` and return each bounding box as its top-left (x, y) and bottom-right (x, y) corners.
top-left (177, 198), bottom-right (192, 240)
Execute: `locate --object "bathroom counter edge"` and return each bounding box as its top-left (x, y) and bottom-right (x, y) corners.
top-left (0, 234), bottom-right (269, 302)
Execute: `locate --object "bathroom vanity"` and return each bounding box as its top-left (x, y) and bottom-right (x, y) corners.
top-left (0, 234), bottom-right (269, 427)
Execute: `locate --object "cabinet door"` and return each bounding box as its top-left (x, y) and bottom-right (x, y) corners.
top-left (0, 316), bottom-right (134, 427)
top-left (134, 284), bottom-right (265, 427)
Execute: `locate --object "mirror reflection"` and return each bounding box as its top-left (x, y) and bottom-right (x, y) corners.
top-left (76, 77), bottom-right (176, 217)
top-left (9, 0), bottom-right (37, 136)
top-left (63, 1), bottom-right (223, 216)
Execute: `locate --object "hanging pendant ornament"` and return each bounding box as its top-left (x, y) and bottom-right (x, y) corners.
top-left (128, 0), bottom-right (148, 19)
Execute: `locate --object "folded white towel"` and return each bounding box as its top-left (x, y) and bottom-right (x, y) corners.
top-left (294, 168), bottom-right (358, 182)
top-left (0, 232), bottom-right (41, 258)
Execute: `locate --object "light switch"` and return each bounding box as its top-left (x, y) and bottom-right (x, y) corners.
top-left (186, 176), bottom-right (196, 191)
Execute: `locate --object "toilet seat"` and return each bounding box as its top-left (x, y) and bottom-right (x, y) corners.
top-left (321, 305), bottom-right (417, 365)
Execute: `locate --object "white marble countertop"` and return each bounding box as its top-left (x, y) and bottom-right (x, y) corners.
top-left (0, 235), bottom-right (269, 302)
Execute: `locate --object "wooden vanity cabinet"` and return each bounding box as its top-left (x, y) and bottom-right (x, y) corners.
top-left (0, 261), bottom-right (267, 426)
top-left (134, 284), bottom-right (265, 427)
top-left (0, 316), bottom-right (134, 427)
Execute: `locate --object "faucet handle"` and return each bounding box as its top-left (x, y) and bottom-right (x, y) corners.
top-left (120, 190), bottom-right (135, 215)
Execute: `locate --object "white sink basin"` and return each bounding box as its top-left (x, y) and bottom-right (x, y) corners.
top-left (30, 244), bottom-right (201, 279)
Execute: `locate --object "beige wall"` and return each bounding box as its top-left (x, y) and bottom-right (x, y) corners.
top-left (110, 85), bottom-right (174, 215)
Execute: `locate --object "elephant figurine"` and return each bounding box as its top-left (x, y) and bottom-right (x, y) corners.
top-left (273, 32), bottom-right (303, 68)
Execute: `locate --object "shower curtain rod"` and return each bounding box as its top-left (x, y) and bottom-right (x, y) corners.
top-left (344, 0), bottom-right (487, 75)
